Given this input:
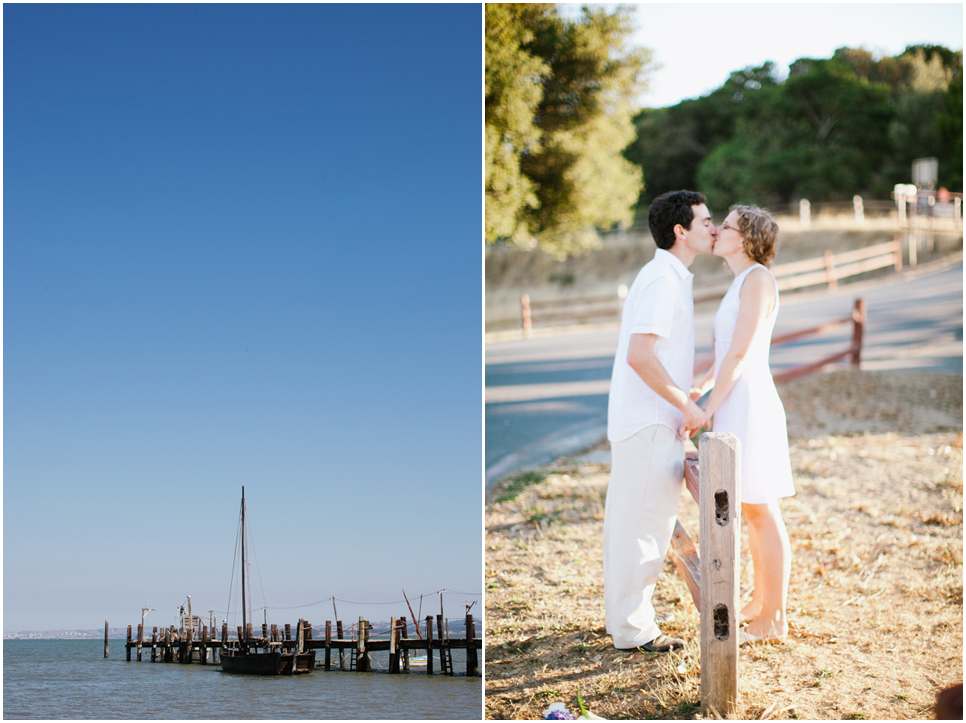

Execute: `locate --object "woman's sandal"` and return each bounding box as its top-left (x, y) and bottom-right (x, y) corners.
top-left (737, 611), bottom-right (754, 625)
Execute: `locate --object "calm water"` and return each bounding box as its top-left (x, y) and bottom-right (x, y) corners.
top-left (3, 640), bottom-right (482, 719)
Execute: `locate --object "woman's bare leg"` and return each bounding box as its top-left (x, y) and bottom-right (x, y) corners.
top-left (741, 500), bottom-right (790, 639)
top-left (741, 520), bottom-right (764, 621)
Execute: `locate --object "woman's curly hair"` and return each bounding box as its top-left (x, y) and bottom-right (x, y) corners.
top-left (732, 205), bottom-right (779, 267)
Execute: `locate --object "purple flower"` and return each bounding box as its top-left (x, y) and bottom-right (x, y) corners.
top-left (545, 711), bottom-right (576, 720)
top-left (544, 703), bottom-right (576, 720)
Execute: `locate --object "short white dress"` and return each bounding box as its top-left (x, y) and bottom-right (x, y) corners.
top-left (712, 264), bottom-right (795, 504)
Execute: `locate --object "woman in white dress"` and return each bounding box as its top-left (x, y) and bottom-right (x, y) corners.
top-left (689, 205), bottom-right (795, 644)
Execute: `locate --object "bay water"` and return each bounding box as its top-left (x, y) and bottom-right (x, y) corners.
top-left (3, 639), bottom-right (482, 719)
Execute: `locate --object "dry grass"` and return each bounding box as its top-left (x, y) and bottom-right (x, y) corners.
top-left (484, 370), bottom-right (963, 720)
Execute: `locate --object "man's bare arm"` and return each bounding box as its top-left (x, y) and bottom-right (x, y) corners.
top-left (627, 333), bottom-right (709, 437)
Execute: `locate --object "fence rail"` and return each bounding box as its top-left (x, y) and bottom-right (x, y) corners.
top-left (516, 238), bottom-right (890, 335)
top-left (693, 239), bottom-right (900, 303)
top-left (693, 298), bottom-right (866, 384)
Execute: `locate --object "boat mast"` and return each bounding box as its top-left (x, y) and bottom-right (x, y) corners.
top-left (241, 486), bottom-right (247, 642)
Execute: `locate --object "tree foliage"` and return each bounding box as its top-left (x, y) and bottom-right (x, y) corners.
top-left (628, 44), bottom-right (963, 213)
top-left (485, 3), bottom-right (649, 258)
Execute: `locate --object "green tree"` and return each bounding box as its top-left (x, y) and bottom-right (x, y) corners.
top-left (485, 3), bottom-right (549, 244)
top-left (697, 56), bottom-right (894, 209)
top-left (624, 63), bottom-right (778, 209)
top-left (936, 72), bottom-right (963, 190)
top-left (485, 4), bottom-right (649, 258)
top-left (629, 45), bottom-right (961, 212)
top-left (885, 47), bottom-right (963, 189)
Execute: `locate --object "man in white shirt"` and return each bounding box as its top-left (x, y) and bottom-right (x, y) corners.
top-left (604, 190), bottom-right (716, 652)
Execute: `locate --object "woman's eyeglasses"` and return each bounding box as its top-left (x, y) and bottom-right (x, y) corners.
top-left (721, 222), bottom-right (743, 234)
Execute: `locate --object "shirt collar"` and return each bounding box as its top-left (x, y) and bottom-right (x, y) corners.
top-left (654, 248), bottom-right (693, 280)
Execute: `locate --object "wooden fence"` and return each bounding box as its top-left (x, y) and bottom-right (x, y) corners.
top-left (694, 239), bottom-right (899, 303)
top-left (692, 297), bottom-right (867, 385)
top-left (518, 241), bottom-right (893, 335)
top-left (668, 433), bottom-right (742, 717)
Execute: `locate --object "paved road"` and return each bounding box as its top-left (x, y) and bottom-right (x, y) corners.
top-left (485, 259), bottom-right (963, 484)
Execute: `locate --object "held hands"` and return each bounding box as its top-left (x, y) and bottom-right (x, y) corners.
top-left (677, 399), bottom-right (711, 440)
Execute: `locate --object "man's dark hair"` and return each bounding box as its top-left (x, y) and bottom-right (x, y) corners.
top-left (648, 190), bottom-right (708, 250)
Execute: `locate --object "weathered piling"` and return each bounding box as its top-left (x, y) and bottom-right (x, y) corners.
top-left (126, 625), bottom-right (132, 661)
top-left (388, 617), bottom-right (400, 674)
top-left (400, 616), bottom-right (409, 672)
top-left (336, 621), bottom-right (345, 669)
top-left (466, 614), bottom-right (479, 676)
top-left (425, 616), bottom-right (434, 675)
top-left (104, 621), bottom-right (109, 659)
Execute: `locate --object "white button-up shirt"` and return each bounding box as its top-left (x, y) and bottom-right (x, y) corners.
top-left (607, 249), bottom-right (695, 442)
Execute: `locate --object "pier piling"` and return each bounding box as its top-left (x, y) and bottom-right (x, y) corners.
top-left (466, 614), bottom-right (479, 676)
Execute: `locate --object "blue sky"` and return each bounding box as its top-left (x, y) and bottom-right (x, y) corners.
top-left (560, 2), bottom-right (964, 108)
top-left (4, 4), bottom-right (482, 633)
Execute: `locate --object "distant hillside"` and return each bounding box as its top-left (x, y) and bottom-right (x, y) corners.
top-left (3, 628), bottom-right (122, 640)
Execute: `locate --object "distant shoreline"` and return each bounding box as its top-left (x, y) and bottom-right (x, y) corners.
top-left (4, 630), bottom-right (122, 641)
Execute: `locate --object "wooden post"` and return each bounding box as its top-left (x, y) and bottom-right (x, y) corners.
top-left (823, 250), bottom-right (837, 290)
top-left (466, 614), bottom-right (479, 676)
top-left (892, 236), bottom-right (903, 271)
top-left (262, 623), bottom-right (269, 644)
top-left (151, 627), bottom-right (158, 662)
top-left (389, 617), bottom-right (399, 674)
top-left (137, 623), bottom-right (144, 662)
top-left (325, 621), bottom-right (332, 671)
top-left (356, 617), bottom-right (369, 672)
top-left (851, 297), bottom-right (866, 366)
top-left (200, 626), bottom-right (208, 665)
top-left (104, 621), bottom-right (109, 659)
top-left (401, 617), bottom-right (409, 671)
top-left (126, 625), bottom-right (132, 662)
top-left (853, 195), bottom-right (865, 225)
top-left (425, 616), bottom-right (434, 675)
top-left (184, 626), bottom-right (193, 664)
top-left (337, 621), bottom-right (345, 669)
top-left (436, 614), bottom-right (446, 673)
top-left (521, 293), bottom-right (532, 338)
top-left (699, 432), bottom-right (741, 718)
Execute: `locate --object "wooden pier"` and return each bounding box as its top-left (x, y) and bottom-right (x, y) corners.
top-left (112, 613), bottom-right (481, 676)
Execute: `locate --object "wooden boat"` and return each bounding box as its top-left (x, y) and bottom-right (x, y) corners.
top-left (221, 487), bottom-right (315, 675)
top-left (221, 645), bottom-right (315, 675)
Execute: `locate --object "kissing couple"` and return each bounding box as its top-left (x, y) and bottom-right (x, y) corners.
top-left (603, 190), bottom-right (795, 652)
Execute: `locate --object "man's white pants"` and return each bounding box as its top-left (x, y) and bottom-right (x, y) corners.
top-left (603, 423), bottom-right (684, 649)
